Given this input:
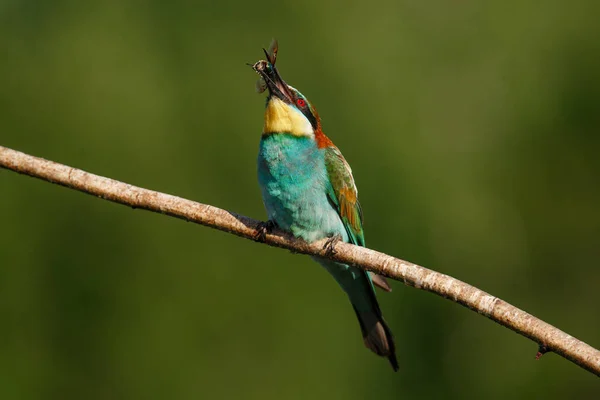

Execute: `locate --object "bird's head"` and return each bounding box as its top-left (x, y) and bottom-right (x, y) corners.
top-left (252, 40), bottom-right (322, 140)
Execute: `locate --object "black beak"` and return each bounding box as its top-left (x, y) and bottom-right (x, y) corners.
top-left (252, 59), bottom-right (293, 103)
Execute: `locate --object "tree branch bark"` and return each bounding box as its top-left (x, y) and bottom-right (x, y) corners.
top-left (1, 144), bottom-right (599, 376)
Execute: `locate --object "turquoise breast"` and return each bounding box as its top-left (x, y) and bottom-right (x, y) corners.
top-left (257, 134), bottom-right (347, 243)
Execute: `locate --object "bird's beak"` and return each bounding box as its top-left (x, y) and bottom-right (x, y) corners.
top-left (252, 59), bottom-right (294, 103)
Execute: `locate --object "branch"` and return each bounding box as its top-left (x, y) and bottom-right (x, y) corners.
top-left (1, 144), bottom-right (599, 376)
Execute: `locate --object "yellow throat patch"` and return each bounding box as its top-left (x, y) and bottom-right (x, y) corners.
top-left (263, 97), bottom-right (314, 137)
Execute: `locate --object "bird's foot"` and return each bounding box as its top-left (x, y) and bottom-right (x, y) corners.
top-left (253, 220), bottom-right (276, 242)
top-left (323, 234), bottom-right (342, 257)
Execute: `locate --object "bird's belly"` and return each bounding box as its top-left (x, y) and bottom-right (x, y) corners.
top-left (272, 189), bottom-right (347, 242)
top-left (258, 137), bottom-right (347, 243)
top-left (259, 160), bottom-right (348, 242)
top-left (264, 182), bottom-right (346, 243)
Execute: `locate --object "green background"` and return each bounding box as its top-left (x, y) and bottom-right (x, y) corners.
top-left (1, 1), bottom-right (599, 398)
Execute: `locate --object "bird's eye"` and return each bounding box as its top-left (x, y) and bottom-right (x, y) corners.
top-left (296, 98), bottom-right (306, 107)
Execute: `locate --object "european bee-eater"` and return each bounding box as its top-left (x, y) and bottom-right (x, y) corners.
top-left (252, 40), bottom-right (398, 371)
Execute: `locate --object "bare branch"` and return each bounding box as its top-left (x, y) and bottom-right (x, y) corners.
top-left (1, 145), bottom-right (599, 376)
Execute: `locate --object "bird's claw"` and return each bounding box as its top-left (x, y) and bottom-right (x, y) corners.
top-left (323, 234), bottom-right (342, 256)
top-left (254, 220), bottom-right (275, 242)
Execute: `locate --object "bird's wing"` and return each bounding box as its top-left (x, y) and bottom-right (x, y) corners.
top-left (323, 146), bottom-right (392, 292)
top-left (323, 146), bottom-right (364, 245)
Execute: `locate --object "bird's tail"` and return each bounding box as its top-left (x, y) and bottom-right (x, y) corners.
top-left (316, 258), bottom-right (398, 371)
top-left (353, 305), bottom-right (398, 371)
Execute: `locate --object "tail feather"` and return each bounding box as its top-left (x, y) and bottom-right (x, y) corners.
top-left (316, 258), bottom-right (398, 371)
top-left (354, 307), bottom-right (399, 371)
top-left (369, 272), bottom-right (393, 292)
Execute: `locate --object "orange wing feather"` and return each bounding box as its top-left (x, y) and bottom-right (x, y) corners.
top-left (324, 142), bottom-right (392, 292)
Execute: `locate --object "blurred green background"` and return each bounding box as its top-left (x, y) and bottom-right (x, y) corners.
top-left (1, 0), bottom-right (599, 398)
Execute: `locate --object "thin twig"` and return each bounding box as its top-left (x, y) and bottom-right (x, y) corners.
top-left (1, 144), bottom-right (599, 376)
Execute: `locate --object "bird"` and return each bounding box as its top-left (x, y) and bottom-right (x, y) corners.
top-left (251, 40), bottom-right (398, 371)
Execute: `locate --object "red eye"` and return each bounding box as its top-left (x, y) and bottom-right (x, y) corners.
top-left (296, 98), bottom-right (306, 107)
